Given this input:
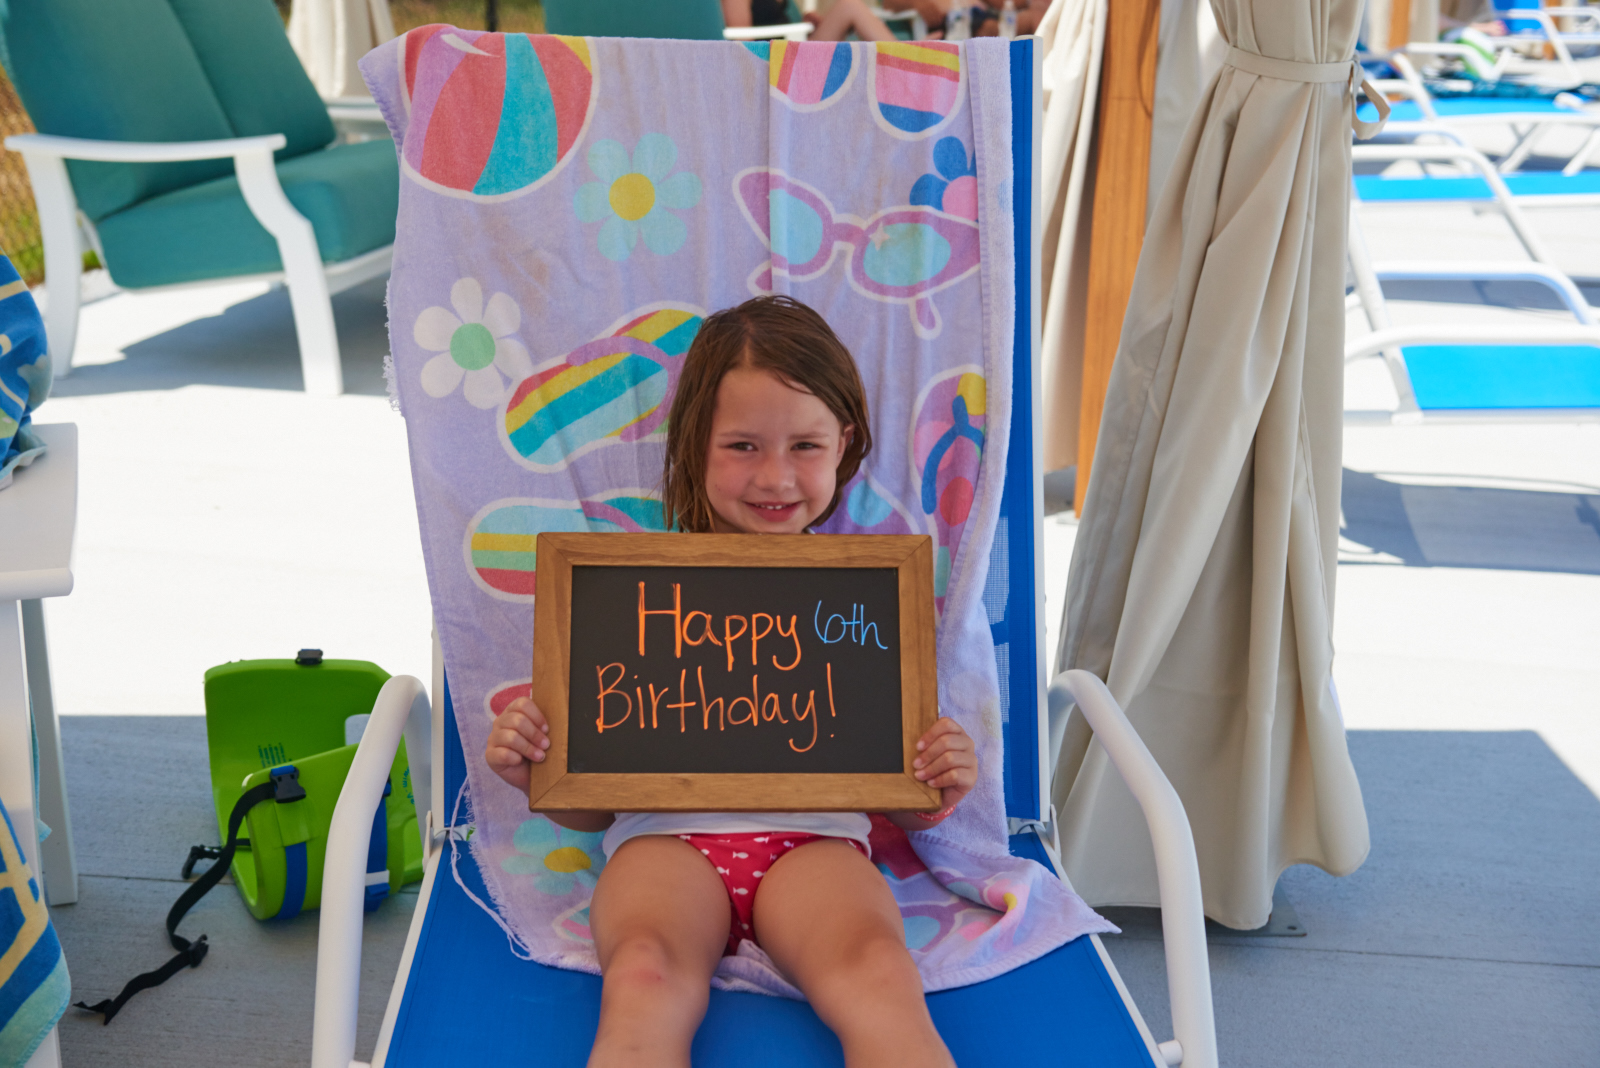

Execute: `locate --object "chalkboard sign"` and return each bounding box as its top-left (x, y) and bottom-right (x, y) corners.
top-left (527, 533), bottom-right (941, 812)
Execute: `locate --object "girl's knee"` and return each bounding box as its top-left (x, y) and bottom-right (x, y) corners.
top-left (602, 934), bottom-right (702, 993)
top-left (822, 930), bottom-right (921, 993)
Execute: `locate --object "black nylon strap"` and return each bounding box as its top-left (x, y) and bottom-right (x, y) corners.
top-left (75, 780), bottom-right (279, 1024)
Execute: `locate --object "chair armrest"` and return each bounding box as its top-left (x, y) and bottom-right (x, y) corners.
top-left (1345, 322), bottom-right (1600, 363)
top-left (311, 675), bottom-right (430, 1068)
top-left (1370, 260), bottom-right (1595, 324)
top-left (3, 131), bottom-right (286, 164)
top-left (1049, 670), bottom-right (1217, 1068)
top-left (723, 22), bottom-right (814, 40)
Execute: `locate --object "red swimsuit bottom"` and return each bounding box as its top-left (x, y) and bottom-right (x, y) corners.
top-left (678, 831), bottom-right (869, 954)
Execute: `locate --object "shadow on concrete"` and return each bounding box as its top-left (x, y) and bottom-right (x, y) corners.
top-left (47, 277), bottom-right (391, 399)
top-left (1341, 469), bottom-right (1600, 574)
top-left (1379, 276), bottom-right (1600, 312)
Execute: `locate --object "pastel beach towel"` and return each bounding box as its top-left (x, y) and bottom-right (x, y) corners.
top-left (362, 31), bottom-right (1113, 997)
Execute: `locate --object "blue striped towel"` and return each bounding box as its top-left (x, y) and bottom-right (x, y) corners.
top-left (0, 796), bottom-right (69, 1065)
top-left (0, 254), bottom-right (50, 491)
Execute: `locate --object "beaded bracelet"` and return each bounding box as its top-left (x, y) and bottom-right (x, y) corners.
top-left (913, 804), bottom-right (957, 822)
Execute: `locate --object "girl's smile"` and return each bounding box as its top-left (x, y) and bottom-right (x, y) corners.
top-left (705, 366), bottom-right (853, 534)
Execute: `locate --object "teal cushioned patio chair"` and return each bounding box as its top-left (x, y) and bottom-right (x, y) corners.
top-left (542, 0), bottom-right (815, 42)
top-left (1, 0), bottom-right (399, 395)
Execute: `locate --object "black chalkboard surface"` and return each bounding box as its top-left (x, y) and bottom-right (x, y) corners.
top-left (527, 533), bottom-right (941, 812)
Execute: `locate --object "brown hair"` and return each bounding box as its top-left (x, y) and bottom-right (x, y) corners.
top-left (661, 296), bottom-right (872, 533)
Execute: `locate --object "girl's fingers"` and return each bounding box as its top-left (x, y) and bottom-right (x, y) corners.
top-left (504, 697), bottom-right (550, 732)
top-left (499, 709), bottom-right (552, 750)
top-left (489, 725), bottom-right (547, 762)
top-left (914, 717), bottom-right (965, 752)
top-left (912, 748), bottom-right (976, 784)
top-left (912, 728), bottom-right (972, 769)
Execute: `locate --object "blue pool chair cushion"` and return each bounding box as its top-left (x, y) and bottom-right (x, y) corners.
top-left (1358, 98), bottom-right (1583, 124)
top-left (1353, 170), bottom-right (1600, 201)
top-left (1404, 344), bottom-right (1600, 409)
top-left (382, 835), bottom-right (1154, 1067)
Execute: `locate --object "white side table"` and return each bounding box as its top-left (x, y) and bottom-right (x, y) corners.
top-left (0, 422), bottom-right (79, 907)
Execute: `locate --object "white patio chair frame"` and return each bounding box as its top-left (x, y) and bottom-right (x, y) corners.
top-left (4, 130), bottom-right (394, 397)
top-left (1375, 51), bottom-right (1600, 175)
top-left (309, 659), bottom-right (1218, 1068)
top-left (1349, 140), bottom-right (1583, 262)
top-left (1345, 204), bottom-right (1600, 425)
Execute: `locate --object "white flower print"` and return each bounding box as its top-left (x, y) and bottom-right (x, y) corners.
top-left (414, 278), bottom-right (533, 408)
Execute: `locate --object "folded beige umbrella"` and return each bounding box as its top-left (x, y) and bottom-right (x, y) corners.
top-left (1035, 0), bottom-right (1105, 475)
top-left (1053, 0), bottom-right (1386, 929)
top-left (288, 0), bottom-right (396, 101)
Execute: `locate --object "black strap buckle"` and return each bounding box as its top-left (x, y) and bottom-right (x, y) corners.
top-left (269, 765), bottom-right (306, 803)
top-left (181, 845), bottom-right (223, 881)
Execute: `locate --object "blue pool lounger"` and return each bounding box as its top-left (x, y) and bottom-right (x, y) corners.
top-left (307, 38), bottom-right (1218, 1068)
top-left (1345, 209), bottom-right (1600, 425)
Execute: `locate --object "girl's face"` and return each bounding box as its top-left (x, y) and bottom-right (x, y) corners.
top-left (704, 366), bottom-right (852, 534)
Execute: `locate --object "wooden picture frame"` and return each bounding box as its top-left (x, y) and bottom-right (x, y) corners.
top-left (527, 532), bottom-right (941, 812)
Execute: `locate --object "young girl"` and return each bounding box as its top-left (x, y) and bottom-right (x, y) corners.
top-left (487, 296), bottom-right (976, 1068)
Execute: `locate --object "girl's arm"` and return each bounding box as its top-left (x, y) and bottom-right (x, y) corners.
top-left (721, 0), bottom-right (755, 28)
top-left (888, 716), bottom-right (977, 832)
top-left (486, 696), bottom-right (616, 833)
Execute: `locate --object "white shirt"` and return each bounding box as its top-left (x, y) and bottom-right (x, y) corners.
top-left (601, 811), bottom-right (872, 859)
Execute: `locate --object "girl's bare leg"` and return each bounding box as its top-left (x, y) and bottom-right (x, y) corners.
top-left (810, 0), bottom-right (897, 41)
top-left (587, 836), bottom-right (731, 1068)
top-left (753, 840), bottom-right (955, 1067)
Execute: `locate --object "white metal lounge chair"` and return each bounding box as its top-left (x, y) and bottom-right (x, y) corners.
top-left (1361, 51), bottom-right (1600, 174)
top-left (1345, 207), bottom-right (1600, 424)
top-left (306, 38), bottom-right (1219, 1068)
top-left (1350, 141), bottom-right (1600, 266)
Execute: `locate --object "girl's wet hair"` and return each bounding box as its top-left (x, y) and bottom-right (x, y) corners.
top-left (662, 295), bottom-right (872, 533)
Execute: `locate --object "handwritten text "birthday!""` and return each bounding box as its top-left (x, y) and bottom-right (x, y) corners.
top-left (591, 582), bottom-right (890, 753)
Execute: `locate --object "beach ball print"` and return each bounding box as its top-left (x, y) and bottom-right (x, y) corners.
top-left (502, 817), bottom-right (606, 896)
top-left (399, 28), bottom-right (596, 200)
top-left (911, 368), bottom-right (986, 604)
top-left (910, 138), bottom-right (978, 221)
top-left (746, 39), bottom-right (856, 111)
top-left (415, 278), bottom-right (533, 408)
top-left (871, 41), bottom-right (964, 140)
top-left (574, 134), bottom-right (702, 261)
top-left (500, 304), bottom-right (704, 471)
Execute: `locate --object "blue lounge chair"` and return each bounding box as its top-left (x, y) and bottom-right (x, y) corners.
top-left (1345, 208), bottom-right (1600, 424)
top-left (307, 38), bottom-right (1219, 1068)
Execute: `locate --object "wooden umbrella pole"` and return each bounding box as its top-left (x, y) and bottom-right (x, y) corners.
top-left (1075, 0), bottom-right (1161, 515)
top-left (1388, 0), bottom-right (1413, 48)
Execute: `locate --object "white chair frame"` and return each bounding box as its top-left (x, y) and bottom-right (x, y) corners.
top-left (309, 663), bottom-right (1218, 1068)
top-left (1376, 51), bottom-right (1600, 175)
top-left (5, 130), bottom-right (394, 397)
top-left (1345, 205), bottom-right (1600, 425)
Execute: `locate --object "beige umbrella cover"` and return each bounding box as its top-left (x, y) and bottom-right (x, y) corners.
top-left (289, 0), bottom-right (397, 101)
top-left (1054, 0), bottom-right (1382, 929)
top-left (1036, 0), bottom-right (1105, 474)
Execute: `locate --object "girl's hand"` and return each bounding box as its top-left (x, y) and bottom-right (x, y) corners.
top-left (485, 696), bottom-right (551, 793)
top-left (891, 717), bottom-right (976, 830)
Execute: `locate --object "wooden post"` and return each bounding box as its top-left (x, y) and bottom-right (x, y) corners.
top-left (1075, 0), bottom-right (1161, 514)
top-left (1388, 0), bottom-right (1413, 48)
